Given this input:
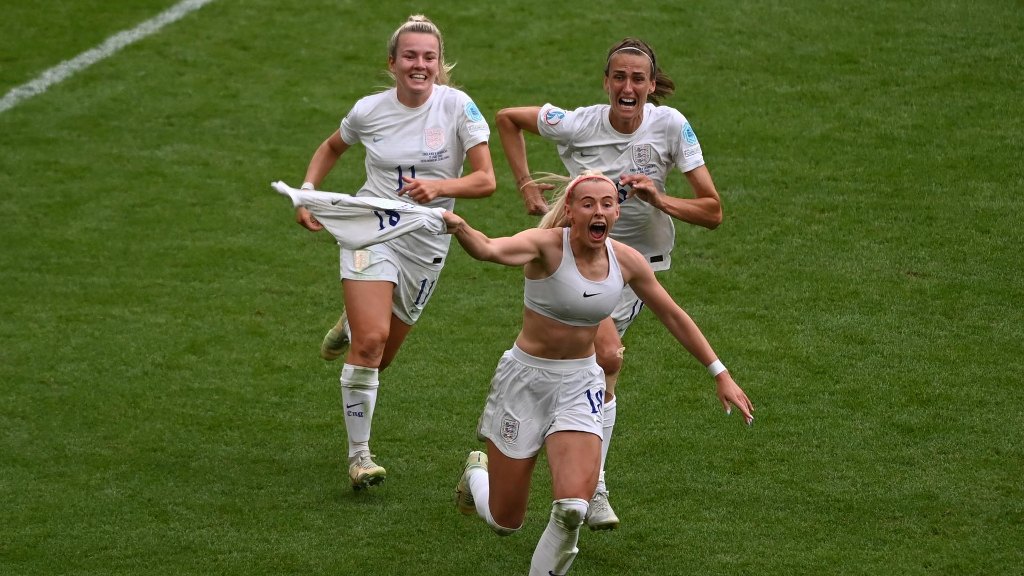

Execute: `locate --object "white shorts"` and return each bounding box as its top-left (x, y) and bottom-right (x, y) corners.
top-left (477, 345), bottom-right (606, 459)
top-left (610, 283), bottom-right (645, 336)
top-left (340, 242), bottom-right (443, 325)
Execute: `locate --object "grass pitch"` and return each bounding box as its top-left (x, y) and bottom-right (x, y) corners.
top-left (1, 1), bottom-right (1021, 574)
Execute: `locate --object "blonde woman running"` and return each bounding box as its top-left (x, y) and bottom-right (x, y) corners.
top-left (294, 15), bottom-right (495, 490)
top-left (446, 172), bottom-right (753, 576)
top-left (496, 37), bottom-right (723, 527)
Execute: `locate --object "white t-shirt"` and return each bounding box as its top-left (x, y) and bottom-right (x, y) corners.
top-left (536, 103), bottom-right (704, 271)
top-left (340, 85), bottom-right (490, 265)
top-left (272, 181), bottom-right (446, 250)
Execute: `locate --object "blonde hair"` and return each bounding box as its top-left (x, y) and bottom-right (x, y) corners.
top-left (604, 38), bottom-right (675, 105)
top-left (386, 15), bottom-right (455, 85)
top-left (535, 170), bottom-right (617, 229)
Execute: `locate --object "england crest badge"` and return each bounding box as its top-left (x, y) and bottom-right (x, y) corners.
top-left (632, 143), bottom-right (652, 167)
top-left (424, 127), bottom-right (445, 151)
top-left (501, 415), bottom-right (520, 444)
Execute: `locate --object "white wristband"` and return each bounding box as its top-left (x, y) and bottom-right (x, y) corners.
top-left (301, 181), bottom-right (315, 190)
top-left (707, 359), bottom-right (727, 377)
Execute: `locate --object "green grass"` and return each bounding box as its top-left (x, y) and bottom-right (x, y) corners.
top-left (1, 1), bottom-right (1022, 574)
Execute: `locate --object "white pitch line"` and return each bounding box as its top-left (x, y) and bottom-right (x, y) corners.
top-left (0, 0), bottom-right (217, 114)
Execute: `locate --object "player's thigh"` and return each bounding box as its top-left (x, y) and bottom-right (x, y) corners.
top-left (545, 431), bottom-right (601, 501)
top-left (342, 279), bottom-right (396, 338)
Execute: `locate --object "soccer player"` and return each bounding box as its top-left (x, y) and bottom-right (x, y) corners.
top-left (446, 172), bottom-right (753, 576)
top-left (495, 37), bottom-right (721, 527)
top-left (293, 15), bottom-right (495, 489)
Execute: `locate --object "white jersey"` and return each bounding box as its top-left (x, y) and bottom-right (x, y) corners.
top-left (340, 85), bottom-right (490, 266)
top-left (537, 103), bottom-right (704, 271)
top-left (271, 181), bottom-right (446, 250)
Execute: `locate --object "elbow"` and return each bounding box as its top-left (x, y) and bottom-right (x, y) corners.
top-left (479, 171), bottom-right (497, 198)
top-left (486, 171), bottom-right (497, 194)
top-left (495, 108), bottom-right (512, 130)
top-left (702, 204), bottom-right (723, 230)
top-left (495, 108), bottom-right (522, 136)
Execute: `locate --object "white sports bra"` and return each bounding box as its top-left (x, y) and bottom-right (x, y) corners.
top-left (524, 228), bottom-right (624, 327)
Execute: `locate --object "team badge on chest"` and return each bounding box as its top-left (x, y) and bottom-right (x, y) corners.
top-left (631, 143), bottom-right (652, 167)
top-left (424, 127), bottom-right (445, 151)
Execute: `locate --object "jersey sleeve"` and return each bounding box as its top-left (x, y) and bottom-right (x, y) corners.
top-left (670, 108), bottom-right (705, 172)
top-left (536, 103), bottom-right (577, 145)
top-left (338, 98), bottom-right (365, 146)
top-left (456, 91), bottom-right (490, 149)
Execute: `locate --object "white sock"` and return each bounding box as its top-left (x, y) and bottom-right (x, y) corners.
top-left (340, 363), bottom-right (379, 458)
top-left (529, 498), bottom-right (588, 576)
top-left (468, 466), bottom-right (519, 536)
top-left (596, 397), bottom-right (616, 495)
top-left (468, 467), bottom-right (491, 520)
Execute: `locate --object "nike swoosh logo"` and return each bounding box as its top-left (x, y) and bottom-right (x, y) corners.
top-left (583, 291), bottom-right (601, 298)
top-left (372, 136), bottom-right (383, 142)
top-left (345, 402), bottom-right (363, 409)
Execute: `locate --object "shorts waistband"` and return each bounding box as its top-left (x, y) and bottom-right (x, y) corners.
top-left (510, 344), bottom-right (597, 371)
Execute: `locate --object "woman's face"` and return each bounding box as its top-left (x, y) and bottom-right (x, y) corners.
top-left (566, 179), bottom-right (620, 245)
top-left (389, 32), bottom-right (440, 104)
top-left (603, 52), bottom-right (655, 129)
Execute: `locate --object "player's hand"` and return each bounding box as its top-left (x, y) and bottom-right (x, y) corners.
top-left (295, 206), bottom-right (323, 232)
top-left (441, 210), bottom-right (465, 234)
top-left (399, 177), bottom-right (441, 203)
top-left (620, 174), bottom-right (662, 208)
top-left (715, 373), bottom-right (755, 426)
top-left (521, 182), bottom-right (553, 216)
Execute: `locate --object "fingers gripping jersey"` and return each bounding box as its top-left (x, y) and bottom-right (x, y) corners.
top-left (536, 103), bottom-right (704, 271)
top-left (340, 85), bottom-right (490, 266)
top-left (272, 181), bottom-right (446, 250)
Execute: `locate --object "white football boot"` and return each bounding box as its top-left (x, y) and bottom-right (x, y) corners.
top-left (348, 450), bottom-right (386, 490)
top-left (455, 450), bottom-right (488, 515)
top-left (320, 310), bottom-right (350, 361)
top-left (586, 490), bottom-right (620, 530)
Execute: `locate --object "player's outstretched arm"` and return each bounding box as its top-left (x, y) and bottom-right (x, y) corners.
top-left (442, 211), bottom-right (548, 267)
top-left (617, 242), bottom-right (754, 424)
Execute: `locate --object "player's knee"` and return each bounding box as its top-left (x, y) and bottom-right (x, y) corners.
top-left (596, 345), bottom-right (623, 375)
top-left (349, 330), bottom-right (388, 365)
top-left (551, 498), bottom-right (588, 531)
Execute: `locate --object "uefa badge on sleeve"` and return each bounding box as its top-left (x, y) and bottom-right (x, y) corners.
top-left (544, 108), bottom-right (565, 126)
top-left (683, 122), bottom-right (699, 145)
top-left (465, 101), bottom-right (484, 123)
